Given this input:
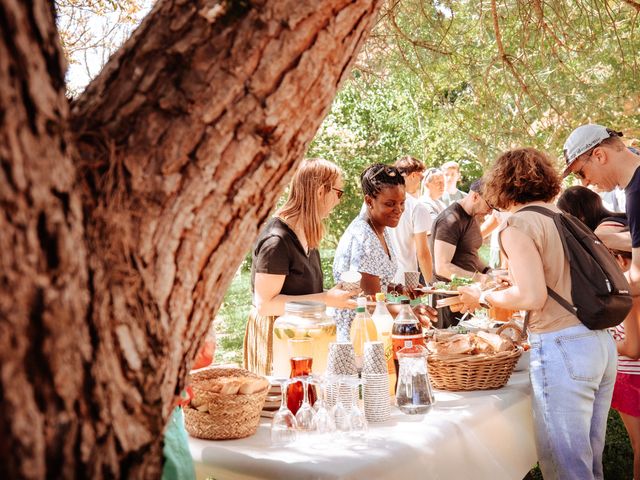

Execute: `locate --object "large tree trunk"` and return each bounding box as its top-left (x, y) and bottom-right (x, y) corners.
top-left (0, 0), bottom-right (381, 477)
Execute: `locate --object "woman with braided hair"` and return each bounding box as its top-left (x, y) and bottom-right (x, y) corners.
top-left (333, 164), bottom-right (436, 340)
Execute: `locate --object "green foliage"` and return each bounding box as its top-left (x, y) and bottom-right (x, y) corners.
top-left (215, 269), bottom-right (251, 365)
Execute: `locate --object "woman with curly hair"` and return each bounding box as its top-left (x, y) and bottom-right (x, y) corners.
top-left (455, 148), bottom-right (617, 480)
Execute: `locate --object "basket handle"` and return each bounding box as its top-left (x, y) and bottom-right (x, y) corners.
top-left (496, 321), bottom-right (526, 343)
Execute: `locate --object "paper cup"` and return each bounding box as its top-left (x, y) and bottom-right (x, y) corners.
top-left (340, 270), bottom-right (362, 292)
top-left (404, 271), bottom-right (420, 289)
top-left (326, 342), bottom-right (358, 376)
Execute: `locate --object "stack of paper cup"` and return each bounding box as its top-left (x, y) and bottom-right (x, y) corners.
top-left (362, 341), bottom-right (391, 422)
top-left (362, 341), bottom-right (387, 375)
top-left (326, 342), bottom-right (358, 408)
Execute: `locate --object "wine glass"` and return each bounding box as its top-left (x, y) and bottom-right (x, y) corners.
top-left (271, 378), bottom-right (298, 445)
top-left (311, 376), bottom-right (336, 434)
top-left (294, 375), bottom-right (316, 432)
top-left (345, 377), bottom-right (367, 438)
top-left (330, 376), bottom-right (351, 432)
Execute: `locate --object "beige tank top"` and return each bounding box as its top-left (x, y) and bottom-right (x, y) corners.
top-left (501, 202), bottom-right (581, 333)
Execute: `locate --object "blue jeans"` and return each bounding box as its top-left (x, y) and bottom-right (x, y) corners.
top-left (528, 324), bottom-right (617, 480)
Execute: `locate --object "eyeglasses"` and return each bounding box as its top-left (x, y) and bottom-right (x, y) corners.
top-left (482, 196), bottom-right (496, 211)
top-left (573, 155), bottom-right (593, 180)
top-left (332, 187), bottom-right (344, 200)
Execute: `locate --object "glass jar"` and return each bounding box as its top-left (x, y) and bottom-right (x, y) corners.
top-left (272, 301), bottom-right (336, 376)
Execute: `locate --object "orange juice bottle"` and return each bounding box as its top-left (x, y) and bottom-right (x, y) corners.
top-left (350, 297), bottom-right (378, 371)
top-left (371, 292), bottom-right (396, 394)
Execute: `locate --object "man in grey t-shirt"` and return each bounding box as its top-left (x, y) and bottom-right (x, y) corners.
top-left (430, 179), bottom-right (493, 327)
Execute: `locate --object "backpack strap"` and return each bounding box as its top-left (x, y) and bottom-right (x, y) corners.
top-left (514, 206), bottom-right (579, 324)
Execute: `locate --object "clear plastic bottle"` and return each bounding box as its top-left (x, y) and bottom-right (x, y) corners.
top-left (391, 300), bottom-right (425, 389)
top-left (350, 297), bottom-right (378, 371)
top-left (371, 292), bottom-right (396, 393)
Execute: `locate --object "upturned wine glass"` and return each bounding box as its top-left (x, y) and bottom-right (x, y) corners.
top-left (271, 378), bottom-right (298, 445)
top-left (294, 375), bottom-right (316, 432)
top-left (311, 375), bottom-right (336, 434)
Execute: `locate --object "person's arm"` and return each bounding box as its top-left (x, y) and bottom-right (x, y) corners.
top-left (456, 226), bottom-right (547, 311)
top-left (412, 203), bottom-right (433, 282)
top-left (617, 297), bottom-right (640, 359)
top-left (415, 232), bottom-right (432, 281)
top-left (627, 249), bottom-right (640, 296)
top-left (480, 211), bottom-right (500, 239)
top-left (595, 227), bottom-right (632, 253)
top-left (433, 240), bottom-right (486, 281)
top-left (254, 273), bottom-right (355, 316)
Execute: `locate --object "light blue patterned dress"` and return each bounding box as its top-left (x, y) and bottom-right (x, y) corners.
top-left (333, 214), bottom-right (398, 341)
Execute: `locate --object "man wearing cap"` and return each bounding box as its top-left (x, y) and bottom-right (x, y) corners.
top-left (430, 179), bottom-right (494, 327)
top-left (563, 124), bottom-right (640, 291)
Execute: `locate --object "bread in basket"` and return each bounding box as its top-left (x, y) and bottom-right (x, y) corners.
top-left (426, 329), bottom-right (522, 391)
top-left (183, 367), bottom-right (269, 440)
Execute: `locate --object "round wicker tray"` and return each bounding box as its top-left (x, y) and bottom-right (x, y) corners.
top-left (427, 347), bottom-right (522, 391)
top-left (183, 367), bottom-right (269, 440)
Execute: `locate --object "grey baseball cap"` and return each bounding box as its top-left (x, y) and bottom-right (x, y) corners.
top-left (562, 124), bottom-right (623, 177)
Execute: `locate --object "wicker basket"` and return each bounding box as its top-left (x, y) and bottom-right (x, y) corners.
top-left (183, 367), bottom-right (269, 440)
top-left (427, 347), bottom-right (522, 391)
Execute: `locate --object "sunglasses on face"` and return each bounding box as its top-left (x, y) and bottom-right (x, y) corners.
top-left (332, 187), bottom-right (344, 199)
top-left (573, 155), bottom-right (594, 180)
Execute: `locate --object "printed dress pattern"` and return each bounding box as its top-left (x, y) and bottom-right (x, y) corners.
top-left (333, 215), bottom-right (397, 341)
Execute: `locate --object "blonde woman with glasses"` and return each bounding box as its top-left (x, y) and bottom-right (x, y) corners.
top-left (244, 158), bottom-right (356, 375)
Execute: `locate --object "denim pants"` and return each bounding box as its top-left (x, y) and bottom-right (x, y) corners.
top-left (528, 324), bottom-right (617, 480)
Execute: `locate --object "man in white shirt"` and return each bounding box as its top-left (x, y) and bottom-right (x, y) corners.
top-left (420, 168), bottom-right (447, 220)
top-left (391, 156), bottom-right (433, 283)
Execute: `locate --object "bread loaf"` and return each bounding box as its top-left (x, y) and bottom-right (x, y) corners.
top-left (476, 331), bottom-right (514, 352)
top-left (238, 378), bottom-right (269, 395)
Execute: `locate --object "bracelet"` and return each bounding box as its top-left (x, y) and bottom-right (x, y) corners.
top-left (478, 290), bottom-right (492, 307)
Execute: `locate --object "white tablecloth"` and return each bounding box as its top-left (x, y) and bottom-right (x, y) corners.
top-left (189, 371), bottom-right (537, 480)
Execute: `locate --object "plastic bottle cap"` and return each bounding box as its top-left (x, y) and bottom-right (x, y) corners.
top-left (375, 292), bottom-right (386, 302)
top-left (357, 297), bottom-right (367, 307)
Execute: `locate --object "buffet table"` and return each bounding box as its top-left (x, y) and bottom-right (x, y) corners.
top-left (188, 371), bottom-right (537, 480)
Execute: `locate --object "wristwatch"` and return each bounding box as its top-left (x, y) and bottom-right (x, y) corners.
top-left (478, 290), bottom-right (492, 308)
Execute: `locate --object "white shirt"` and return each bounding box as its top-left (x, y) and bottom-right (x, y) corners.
top-left (419, 195), bottom-right (447, 221)
top-left (389, 195), bottom-right (432, 283)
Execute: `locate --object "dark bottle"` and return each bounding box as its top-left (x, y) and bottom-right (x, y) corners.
top-left (286, 356), bottom-right (316, 414)
top-left (391, 300), bottom-right (425, 390)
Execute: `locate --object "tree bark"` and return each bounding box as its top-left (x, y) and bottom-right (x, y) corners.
top-left (1, 0), bottom-right (382, 477)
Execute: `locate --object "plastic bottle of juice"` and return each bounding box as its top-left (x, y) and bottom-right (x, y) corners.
top-left (350, 297), bottom-right (378, 371)
top-left (371, 292), bottom-right (396, 394)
